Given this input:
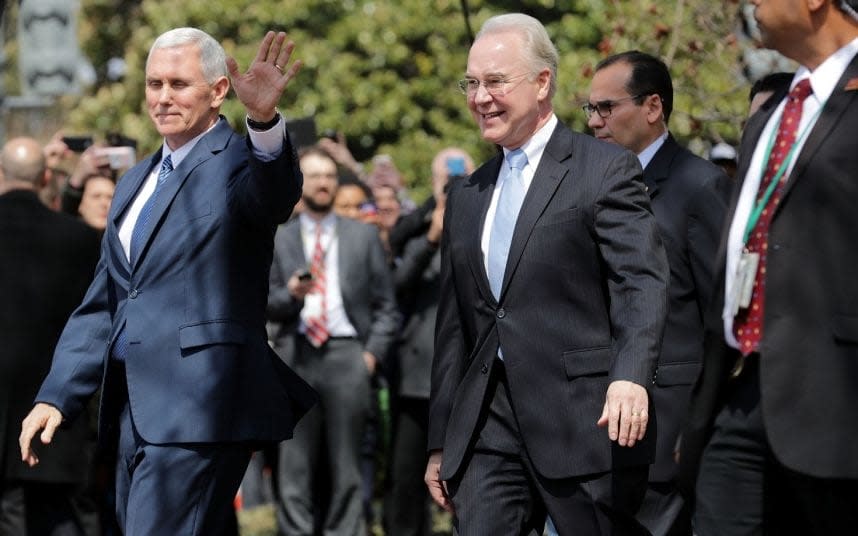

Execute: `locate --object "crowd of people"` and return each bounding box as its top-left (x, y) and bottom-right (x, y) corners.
top-left (2, 1), bottom-right (858, 535)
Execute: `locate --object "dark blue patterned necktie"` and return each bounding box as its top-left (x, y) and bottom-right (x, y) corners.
top-left (130, 154), bottom-right (173, 265)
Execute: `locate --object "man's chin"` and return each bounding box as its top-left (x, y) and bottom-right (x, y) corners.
top-left (303, 198), bottom-right (333, 213)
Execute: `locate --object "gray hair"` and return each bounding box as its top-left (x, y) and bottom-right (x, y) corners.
top-left (148, 27), bottom-right (228, 84)
top-left (476, 13), bottom-right (559, 99)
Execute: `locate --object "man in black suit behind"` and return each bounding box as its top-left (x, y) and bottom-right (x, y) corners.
top-left (586, 51), bottom-right (729, 536)
top-left (0, 137), bottom-right (101, 534)
top-left (425, 13), bottom-right (669, 536)
top-left (680, 0), bottom-right (858, 533)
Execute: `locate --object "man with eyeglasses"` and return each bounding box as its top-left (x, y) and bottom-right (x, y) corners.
top-left (586, 51), bottom-right (730, 536)
top-left (425, 13), bottom-right (669, 535)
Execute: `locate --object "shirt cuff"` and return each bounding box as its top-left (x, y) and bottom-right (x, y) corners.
top-left (247, 115), bottom-right (286, 162)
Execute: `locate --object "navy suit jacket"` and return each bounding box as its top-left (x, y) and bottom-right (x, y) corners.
top-left (681, 54), bottom-right (858, 495)
top-left (429, 121), bottom-right (669, 481)
top-left (36, 119), bottom-right (317, 445)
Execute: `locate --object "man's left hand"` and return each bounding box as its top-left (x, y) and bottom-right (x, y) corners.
top-left (363, 351), bottom-right (377, 375)
top-left (226, 31), bottom-right (302, 123)
top-left (596, 380), bottom-right (649, 447)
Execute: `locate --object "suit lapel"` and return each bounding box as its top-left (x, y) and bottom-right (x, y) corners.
top-left (777, 56), bottom-right (858, 211)
top-left (642, 134), bottom-right (682, 198)
top-left (465, 156), bottom-right (502, 304)
top-left (334, 216), bottom-right (351, 294)
top-left (111, 153), bottom-right (159, 231)
top-left (132, 120), bottom-right (232, 270)
top-left (500, 124), bottom-right (569, 298)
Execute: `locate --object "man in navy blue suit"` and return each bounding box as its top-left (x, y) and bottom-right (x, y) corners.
top-left (19, 27), bottom-right (316, 535)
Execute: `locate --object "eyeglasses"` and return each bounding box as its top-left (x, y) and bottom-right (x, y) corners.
top-left (582, 94), bottom-right (645, 119)
top-left (457, 73), bottom-right (531, 97)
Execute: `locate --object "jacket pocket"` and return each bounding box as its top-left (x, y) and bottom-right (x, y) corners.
top-left (564, 346), bottom-right (612, 379)
top-left (536, 207), bottom-right (580, 228)
top-left (653, 361), bottom-right (700, 386)
top-left (179, 320), bottom-right (247, 350)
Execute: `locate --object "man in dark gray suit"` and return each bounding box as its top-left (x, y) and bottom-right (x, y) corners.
top-left (1, 137), bottom-right (101, 535)
top-left (425, 13), bottom-right (669, 536)
top-left (268, 146), bottom-right (399, 536)
top-left (586, 51), bottom-right (729, 536)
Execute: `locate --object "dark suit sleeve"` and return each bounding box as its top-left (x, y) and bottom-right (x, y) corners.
top-left (394, 235), bottom-right (437, 304)
top-left (267, 227), bottom-right (305, 323)
top-left (35, 249), bottom-right (113, 421)
top-left (428, 183), bottom-right (466, 451)
top-left (594, 151), bottom-right (669, 385)
top-left (242, 131), bottom-right (303, 227)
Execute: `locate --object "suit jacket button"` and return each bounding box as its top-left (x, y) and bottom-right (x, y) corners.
top-left (129, 289), bottom-right (139, 299)
top-left (496, 308), bottom-right (506, 319)
top-left (481, 363), bottom-right (489, 374)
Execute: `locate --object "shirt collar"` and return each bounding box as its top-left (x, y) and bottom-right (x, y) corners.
top-left (503, 113), bottom-right (558, 172)
top-left (637, 131), bottom-right (669, 170)
top-left (795, 37), bottom-right (858, 103)
top-left (299, 211), bottom-right (337, 234)
top-left (160, 117), bottom-right (222, 169)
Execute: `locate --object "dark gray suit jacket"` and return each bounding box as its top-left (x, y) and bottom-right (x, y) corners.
top-left (643, 134), bottom-right (729, 482)
top-left (267, 215), bottom-right (400, 365)
top-left (429, 121), bottom-right (669, 481)
top-left (681, 54), bottom-right (858, 496)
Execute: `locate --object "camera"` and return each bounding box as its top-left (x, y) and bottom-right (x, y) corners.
top-left (62, 135), bottom-right (94, 153)
top-left (297, 269), bottom-right (313, 282)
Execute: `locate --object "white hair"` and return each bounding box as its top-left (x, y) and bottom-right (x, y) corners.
top-left (148, 27), bottom-right (227, 84)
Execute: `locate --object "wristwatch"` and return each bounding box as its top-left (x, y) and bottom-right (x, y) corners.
top-left (247, 112), bottom-right (281, 131)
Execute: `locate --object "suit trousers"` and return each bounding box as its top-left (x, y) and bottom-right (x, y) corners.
top-left (110, 362), bottom-right (249, 536)
top-left (0, 480), bottom-right (101, 536)
top-left (694, 355), bottom-right (858, 535)
top-left (447, 361), bottom-right (649, 536)
top-left (276, 337), bottom-right (370, 536)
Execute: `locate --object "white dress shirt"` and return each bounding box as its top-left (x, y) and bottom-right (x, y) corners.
top-left (298, 212), bottom-right (359, 338)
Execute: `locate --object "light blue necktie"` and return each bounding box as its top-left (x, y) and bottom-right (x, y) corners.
top-left (487, 149), bottom-right (528, 300)
top-left (113, 154), bottom-right (173, 362)
top-left (130, 154), bottom-right (173, 265)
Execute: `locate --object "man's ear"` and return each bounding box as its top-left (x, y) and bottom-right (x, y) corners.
top-left (210, 76), bottom-right (230, 109)
top-left (536, 68), bottom-right (552, 100)
top-left (646, 94), bottom-right (664, 125)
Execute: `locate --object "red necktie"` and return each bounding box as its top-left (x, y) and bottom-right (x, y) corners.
top-left (305, 226), bottom-right (329, 347)
top-left (734, 79), bottom-right (813, 355)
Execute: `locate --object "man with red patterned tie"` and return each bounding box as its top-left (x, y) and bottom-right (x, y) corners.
top-left (680, 1), bottom-right (858, 534)
top-left (267, 146), bottom-right (399, 536)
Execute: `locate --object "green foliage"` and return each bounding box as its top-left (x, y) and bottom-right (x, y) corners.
top-left (57, 0), bottom-right (744, 199)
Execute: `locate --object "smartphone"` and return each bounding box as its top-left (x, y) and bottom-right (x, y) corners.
top-left (297, 269), bottom-right (313, 282)
top-left (96, 146), bottom-right (136, 170)
top-left (446, 156), bottom-right (466, 178)
top-left (62, 135), bottom-right (94, 153)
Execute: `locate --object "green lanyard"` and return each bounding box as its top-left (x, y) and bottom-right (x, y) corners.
top-left (742, 100), bottom-right (826, 245)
